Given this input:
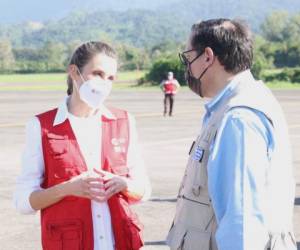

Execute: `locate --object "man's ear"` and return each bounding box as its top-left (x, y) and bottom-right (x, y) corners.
top-left (204, 47), bottom-right (214, 64)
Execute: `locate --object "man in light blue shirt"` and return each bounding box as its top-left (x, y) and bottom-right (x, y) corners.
top-left (167, 19), bottom-right (296, 250)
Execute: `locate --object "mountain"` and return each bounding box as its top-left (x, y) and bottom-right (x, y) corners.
top-left (1, 9), bottom-right (190, 48)
top-left (162, 0), bottom-right (300, 31)
top-left (1, 0), bottom-right (300, 25)
top-left (0, 0), bottom-right (178, 24)
top-left (1, 0), bottom-right (300, 49)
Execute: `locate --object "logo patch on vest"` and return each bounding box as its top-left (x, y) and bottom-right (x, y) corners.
top-left (193, 146), bottom-right (204, 162)
top-left (111, 138), bottom-right (126, 153)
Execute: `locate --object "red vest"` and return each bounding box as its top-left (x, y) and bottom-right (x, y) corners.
top-left (37, 107), bottom-right (143, 250)
top-left (163, 80), bottom-right (176, 94)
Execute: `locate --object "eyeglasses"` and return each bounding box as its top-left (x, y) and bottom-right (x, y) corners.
top-left (178, 49), bottom-right (203, 66)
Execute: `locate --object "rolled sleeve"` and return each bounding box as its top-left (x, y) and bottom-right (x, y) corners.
top-left (13, 117), bottom-right (45, 214)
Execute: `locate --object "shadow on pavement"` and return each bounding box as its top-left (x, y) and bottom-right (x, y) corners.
top-left (148, 198), bottom-right (177, 202)
top-left (145, 241), bottom-right (166, 246)
top-left (145, 241), bottom-right (300, 249)
top-left (148, 197), bottom-right (300, 205)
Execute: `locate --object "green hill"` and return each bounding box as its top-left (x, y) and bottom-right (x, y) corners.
top-left (1, 0), bottom-right (300, 49)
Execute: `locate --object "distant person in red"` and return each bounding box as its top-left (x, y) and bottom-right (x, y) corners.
top-left (160, 71), bottom-right (180, 116)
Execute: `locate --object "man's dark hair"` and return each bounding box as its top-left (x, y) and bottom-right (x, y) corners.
top-left (191, 18), bottom-right (253, 74)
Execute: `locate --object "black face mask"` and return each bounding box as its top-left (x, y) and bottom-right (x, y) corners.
top-left (185, 66), bottom-right (209, 97)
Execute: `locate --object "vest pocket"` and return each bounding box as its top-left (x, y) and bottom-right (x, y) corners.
top-left (166, 222), bottom-right (187, 249)
top-left (167, 222), bottom-right (211, 250)
top-left (173, 196), bottom-right (214, 234)
top-left (122, 219), bottom-right (143, 250)
top-left (111, 165), bottom-right (129, 176)
top-left (45, 219), bottom-right (83, 250)
top-left (183, 229), bottom-right (211, 250)
top-left (46, 134), bottom-right (79, 181)
top-left (46, 134), bottom-right (69, 158)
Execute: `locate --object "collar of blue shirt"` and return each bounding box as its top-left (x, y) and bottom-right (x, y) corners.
top-left (204, 70), bottom-right (254, 116)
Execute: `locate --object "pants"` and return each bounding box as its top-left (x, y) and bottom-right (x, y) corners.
top-left (266, 232), bottom-right (297, 250)
top-left (164, 94), bottom-right (174, 116)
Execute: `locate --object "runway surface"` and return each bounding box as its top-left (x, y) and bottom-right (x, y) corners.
top-left (0, 86), bottom-right (299, 249)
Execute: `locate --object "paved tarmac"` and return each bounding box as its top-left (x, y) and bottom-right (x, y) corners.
top-left (0, 86), bottom-right (299, 249)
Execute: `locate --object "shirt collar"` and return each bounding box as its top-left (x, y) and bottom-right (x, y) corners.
top-left (53, 96), bottom-right (116, 126)
top-left (204, 70), bottom-right (253, 114)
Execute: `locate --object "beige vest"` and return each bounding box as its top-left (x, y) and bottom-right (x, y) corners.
top-left (166, 71), bottom-right (296, 250)
top-left (166, 101), bottom-right (225, 250)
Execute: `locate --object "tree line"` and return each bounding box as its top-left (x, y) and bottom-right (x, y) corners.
top-left (144, 11), bottom-right (300, 84)
top-left (0, 11), bottom-right (299, 84)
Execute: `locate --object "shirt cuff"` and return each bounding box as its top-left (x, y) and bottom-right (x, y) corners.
top-left (122, 178), bottom-right (151, 202)
top-left (13, 188), bottom-right (43, 214)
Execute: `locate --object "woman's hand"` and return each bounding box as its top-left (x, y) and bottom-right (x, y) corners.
top-left (29, 171), bottom-right (107, 210)
top-left (65, 172), bottom-right (107, 202)
top-left (94, 168), bottom-right (128, 200)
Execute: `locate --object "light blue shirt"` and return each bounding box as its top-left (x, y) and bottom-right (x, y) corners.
top-left (205, 78), bottom-right (275, 249)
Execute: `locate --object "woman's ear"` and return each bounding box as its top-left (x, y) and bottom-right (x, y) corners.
top-left (67, 64), bottom-right (78, 81)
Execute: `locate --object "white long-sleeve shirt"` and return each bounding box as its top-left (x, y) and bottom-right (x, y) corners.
top-left (13, 97), bottom-right (151, 250)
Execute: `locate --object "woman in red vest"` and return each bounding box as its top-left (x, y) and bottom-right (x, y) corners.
top-left (14, 41), bottom-right (151, 250)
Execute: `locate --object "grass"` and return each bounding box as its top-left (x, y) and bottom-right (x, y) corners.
top-left (0, 71), bottom-right (299, 91)
top-left (116, 70), bottom-right (146, 81)
top-left (0, 70), bottom-right (146, 84)
top-left (261, 69), bottom-right (300, 89)
top-left (266, 81), bottom-right (300, 89)
top-left (262, 68), bottom-right (283, 77)
top-left (0, 73), bottom-right (66, 83)
top-left (0, 71), bottom-right (148, 91)
top-left (0, 83), bottom-right (160, 91)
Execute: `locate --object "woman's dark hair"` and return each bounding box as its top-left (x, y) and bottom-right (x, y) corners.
top-left (190, 18), bottom-right (253, 74)
top-left (67, 41), bottom-right (117, 95)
